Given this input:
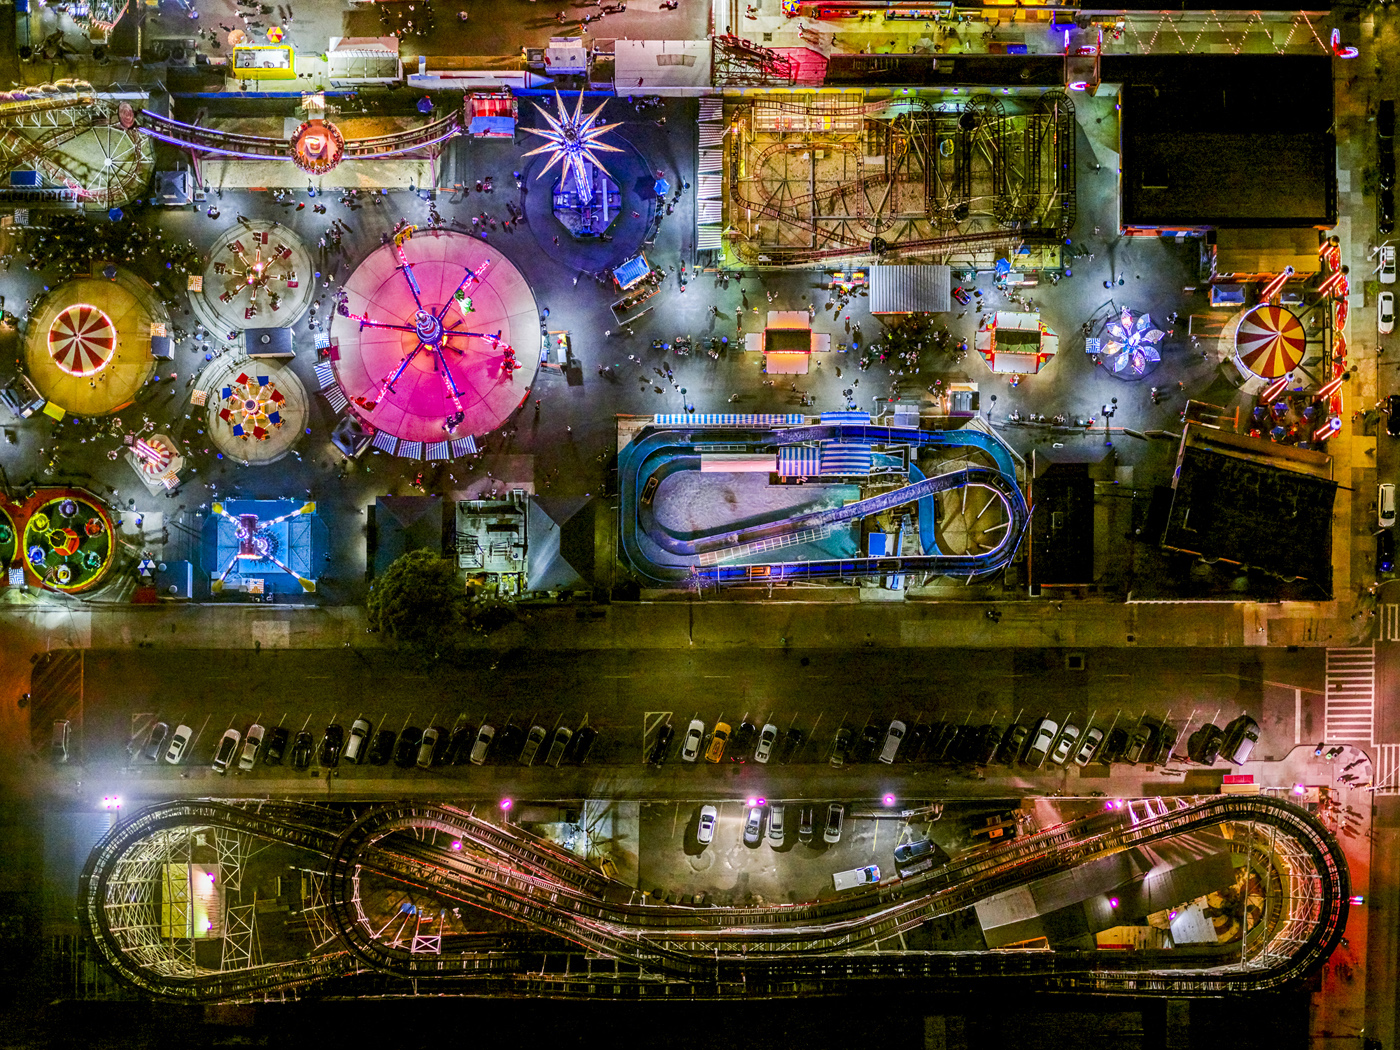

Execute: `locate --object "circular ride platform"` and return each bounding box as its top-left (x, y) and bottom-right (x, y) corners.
top-left (331, 230), bottom-right (539, 455)
top-left (198, 221), bottom-right (315, 331)
top-left (202, 354), bottom-right (308, 466)
top-left (23, 273), bottom-right (166, 416)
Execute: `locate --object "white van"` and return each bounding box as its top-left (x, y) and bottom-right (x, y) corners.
top-left (1381, 483), bottom-right (1396, 529)
top-left (767, 803), bottom-right (785, 845)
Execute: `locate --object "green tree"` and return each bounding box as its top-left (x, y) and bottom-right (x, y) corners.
top-left (366, 549), bottom-right (465, 648)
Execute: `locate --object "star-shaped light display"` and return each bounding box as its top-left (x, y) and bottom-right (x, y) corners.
top-left (521, 91), bottom-right (625, 206)
top-left (1101, 306), bottom-right (1165, 376)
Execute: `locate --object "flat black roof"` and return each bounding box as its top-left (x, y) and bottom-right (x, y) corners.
top-left (1029, 463), bottom-right (1095, 587)
top-left (1161, 440), bottom-right (1335, 595)
top-left (1112, 55), bottom-right (1336, 228)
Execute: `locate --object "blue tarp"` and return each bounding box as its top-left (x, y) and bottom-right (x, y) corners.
top-left (613, 253), bottom-right (650, 290)
top-left (778, 445), bottom-right (820, 477)
top-left (820, 443), bottom-right (873, 475)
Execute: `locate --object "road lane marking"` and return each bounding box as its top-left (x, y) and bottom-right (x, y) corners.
top-left (1326, 647), bottom-right (1375, 744)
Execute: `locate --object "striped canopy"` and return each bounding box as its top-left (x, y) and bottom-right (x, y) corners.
top-left (1236, 305), bottom-right (1306, 379)
top-left (48, 304), bottom-right (115, 377)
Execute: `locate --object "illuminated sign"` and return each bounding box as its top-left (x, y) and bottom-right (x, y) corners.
top-left (232, 46), bottom-right (296, 80)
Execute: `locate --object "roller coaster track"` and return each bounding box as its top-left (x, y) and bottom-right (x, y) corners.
top-left (79, 795), bottom-right (1346, 1002)
top-left (136, 111), bottom-right (460, 161)
top-left (617, 423), bottom-right (1028, 584)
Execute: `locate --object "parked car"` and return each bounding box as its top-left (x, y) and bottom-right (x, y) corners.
top-left (1383, 187), bottom-right (1397, 236)
top-left (1025, 718), bottom-right (1059, 766)
top-left (52, 719), bottom-right (70, 764)
top-left (996, 723), bottom-right (1029, 765)
top-left (823, 802), bottom-right (845, 844)
top-left (951, 724), bottom-right (982, 764)
top-left (291, 731), bottom-right (314, 769)
top-left (742, 805), bottom-right (764, 846)
top-left (1144, 723), bottom-right (1178, 766)
top-left (697, 804), bottom-right (718, 845)
top-left (1382, 291), bottom-right (1396, 335)
top-left (1099, 727), bottom-right (1129, 765)
top-left (393, 727), bottom-right (422, 768)
top-left (754, 723), bottom-right (779, 764)
top-left (894, 838), bottom-right (944, 867)
top-left (798, 805), bottom-right (815, 843)
top-left (570, 725), bottom-right (598, 763)
top-left (447, 724), bottom-right (476, 765)
top-left (1382, 482), bottom-right (1396, 529)
top-left (165, 724), bottom-right (193, 765)
top-left (368, 729), bottom-right (395, 765)
top-left (1187, 723), bottom-right (1225, 765)
top-left (904, 722), bottom-right (932, 762)
top-left (141, 721), bottom-right (169, 762)
top-left (345, 718), bottom-right (371, 764)
top-left (767, 803), bottom-right (785, 845)
top-left (264, 726), bottom-right (289, 765)
top-left (929, 721), bottom-right (959, 761)
top-left (680, 719), bottom-right (705, 762)
top-left (1380, 529), bottom-right (1396, 574)
top-left (1221, 714), bottom-right (1260, 765)
top-left (704, 722), bottom-right (731, 763)
top-left (1073, 726), bottom-right (1104, 767)
top-left (238, 724), bottom-right (265, 771)
top-left (1383, 244), bottom-right (1397, 284)
top-left (469, 725), bottom-right (495, 766)
top-left (496, 723), bottom-right (524, 756)
top-left (878, 720), bottom-right (906, 764)
top-left (829, 727), bottom-right (853, 768)
top-left (779, 727), bottom-right (805, 763)
top-left (649, 723), bottom-right (675, 766)
top-left (1124, 723), bottom-right (1156, 764)
top-left (730, 720), bottom-right (757, 761)
top-left (1387, 394), bottom-right (1400, 437)
top-left (519, 725), bottom-right (547, 766)
top-left (853, 723), bottom-right (883, 763)
top-left (546, 726), bottom-right (573, 767)
top-left (417, 726), bottom-right (445, 768)
top-left (320, 724), bottom-right (344, 767)
top-left (212, 728), bottom-right (241, 774)
top-left (1050, 723), bottom-right (1080, 765)
top-left (974, 724), bottom-right (1002, 765)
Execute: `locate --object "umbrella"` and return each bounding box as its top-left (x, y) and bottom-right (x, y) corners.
top-left (1270, 425), bottom-right (1287, 439)
top-left (1236, 305), bottom-right (1305, 378)
top-left (654, 177), bottom-right (670, 197)
top-left (267, 25), bottom-right (285, 42)
top-left (107, 208), bottom-right (123, 221)
top-left (417, 95), bottom-right (434, 114)
top-left (995, 257), bottom-right (1011, 276)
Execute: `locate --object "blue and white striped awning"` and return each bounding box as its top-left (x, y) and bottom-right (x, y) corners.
top-left (321, 386), bottom-right (348, 412)
top-left (398, 440), bottom-right (423, 460)
top-left (314, 361), bottom-right (337, 390)
top-left (778, 444), bottom-right (821, 477)
top-left (426, 441), bottom-right (451, 461)
top-left (820, 443), bottom-right (873, 475)
top-left (820, 410), bottom-right (871, 424)
top-left (653, 413), bottom-right (805, 426)
top-left (450, 436), bottom-right (478, 457)
top-left (372, 431), bottom-right (398, 455)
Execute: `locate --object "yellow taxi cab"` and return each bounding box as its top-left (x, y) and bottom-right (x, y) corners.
top-left (704, 722), bottom-right (731, 763)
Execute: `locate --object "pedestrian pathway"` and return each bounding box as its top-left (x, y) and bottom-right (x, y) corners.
top-left (1381, 603), bottom-right (1400, 641)
top-left (1325, 647), bottom-right (1375, 744)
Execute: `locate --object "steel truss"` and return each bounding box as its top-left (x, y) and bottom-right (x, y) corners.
top-left (0, 93), bottom-right (149, 207)
top-left (712, 35), bottom-right (795, 87)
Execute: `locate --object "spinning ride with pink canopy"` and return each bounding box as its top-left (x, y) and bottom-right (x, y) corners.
top-left (1101, 306), bottom-right (1166, 377)
top-left (330, 231), bottom-right (540, 455)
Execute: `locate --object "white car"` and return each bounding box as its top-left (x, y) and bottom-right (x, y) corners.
top-left (1382, 483), bottom-right (1397, 529)
top-left (164, 724), bottom-right (193, 765)
top-left (742, 805), bottom-right (765, 846)
top-left (212, 728), bottom-right (241, 774)
top-left (1051, 723), bottom-right (1081, 765)
top-left (1381, 291), bottom-right (1395, 335)
top-left (1025, 718), bottom-right (1058, 766)
top-left (238, 724), bottom-right (264, 771)
top-left (469, 725), bottom-right (495, 765)
top-left (1382, 244), bottom-right (1396, 284)
top-left (345, 718), bottom-right (371, 764)
top-left (878, 720), bottom-right (906, 764)
top-left (680, 719), bottom-right (705, 762)
top-left (697, 804), bottom-right (718, 845)
top-left (1073, 726), bottom-right (1105, 767)
top-left (754, 723), bottom-right (778, 764)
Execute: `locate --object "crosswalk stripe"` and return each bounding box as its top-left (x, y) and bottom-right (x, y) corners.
top-left (1326, 647), bottom-right (1375, 744)
top-left (1383, 604), bottom-right (1400, 642)
top-left (1376, 744), bottom-right (1400, 794)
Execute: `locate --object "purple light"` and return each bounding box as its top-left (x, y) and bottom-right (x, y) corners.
top-left (882, 793), bottom-right (897, 806)
top-left (500, 797), bottom-right (513, 811)
top-left (1293, 783), bottom-right (1307, 796)
top-left (746, 796), bottom-right (757, 807)
top-left (1169, 910), bottom-right (1178, 920)
top-left (451, 840), bottom-right (462, 851)
top-left (1108, 897), bottom-right (1119, 908)
top-left (1104, 801), bottom-right (1114, 811)
top-left (756, 797), bottom-right (766, 807)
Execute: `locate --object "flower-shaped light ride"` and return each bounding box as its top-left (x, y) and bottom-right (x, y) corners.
top-left (522, 91), bottom-right (625, 206)
top-left (1101, 307), bottom-right (1166, 377)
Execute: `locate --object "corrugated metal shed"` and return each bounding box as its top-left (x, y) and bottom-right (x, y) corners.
top-left (869, 264), bottom-right (951, 314)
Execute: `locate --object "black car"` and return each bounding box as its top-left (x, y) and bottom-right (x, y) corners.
top-left (730, 720), bottom-right (758, 762)
top-left (1143, 723), bottom-right (1178, 766)
top-left (1123, 723), bottom-right (1156, 764)
top-left (778, 727), bottom-right (806, 763)
top-left (1099, 727), bottom-right (1129, 765)
top-left (1221, 714), bottom-right (1260, 765)
top-left (571, 725), bottom-right (598, 764)
top-left (974, 724), bottom-right (1003, 765)
top-left (995, 724), bottom-right (1029, 765)
top-left (648, 724), bottom-right (674, 766)
top-left (1382, 186), bottom-right (1396, 235)
top-left (291, 731), bottom-right (314, 769)
top-left (141, 721), bottom-right (169, 762)
top-left (263, 726), bottom-right (289, 765)
top-left (894, 838), bottom-right (950, 870)
top-left (447, 724), bottom-right (477, 765)
top-left (320, 724), bottom-right (344, 767)
top-left (853, 724), bottom-right (882, 763)
top-left (496, 723), bottom-right (524, 756)
top-left (951, 725), bottom-right (982, 764)
top-left (927, 721), bottom-right (957, 761)
top-left (904, 723), bottom-right (932, 762)
top-left (1187, 723), bottom-right (1225, 765)
top-left (798, 805), bottom-right (815, 843)
top-left (368, 729), bottom-right (395, 765)
top-left (829, 727), bottom-right (854, 768)
top-left (1380, 529), bottom-right (1396, 574)
top-left (394, 726), bottom-right (423, 768)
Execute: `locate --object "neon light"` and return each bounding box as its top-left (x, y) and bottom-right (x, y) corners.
top-left (1313, 416), bottom-right (1342, 442)
top-left (1257, 265), bottom-right (1295, 303)
top-left (1317, 376), bottom-right (1344, 400)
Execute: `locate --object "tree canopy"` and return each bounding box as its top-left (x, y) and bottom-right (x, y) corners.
top-left (366, 548), bottom-right (465, 646)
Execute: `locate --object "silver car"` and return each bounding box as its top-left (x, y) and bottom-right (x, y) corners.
top-left (754, 723), bottom-right (779, 764)
top-left (165, 724), bottom-right (193, 765)
top-left (697, 804), bottom-right (718, 845)
top-left (743, 805), bottom-right (764, 846)
top-left (680, 719), bottom-right (705, 762)
top-left (519, 725), bottom-right (547, 766)
top-left (238, 724), bottom-right (264, 771)
top-left (1025, 718), bottom-right (1059, 767)
top-left (469, 725), bottom-right (495, 766)
top-left (767, 803), bottom-right (785, 845)
top-left (1051, 723), bottom-right (1080, 765)
top-left (212, 728), bottom-right (241, 774)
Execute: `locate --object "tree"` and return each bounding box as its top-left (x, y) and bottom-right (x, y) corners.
top-left (366, 549), bottom-right (466, 648)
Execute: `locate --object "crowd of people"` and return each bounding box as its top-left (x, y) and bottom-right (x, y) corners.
top-left (17, 216), bottom-right (202, 282)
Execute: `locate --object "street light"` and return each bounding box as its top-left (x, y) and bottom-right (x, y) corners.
top-left (988, 393), bottom-right (998, 421)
